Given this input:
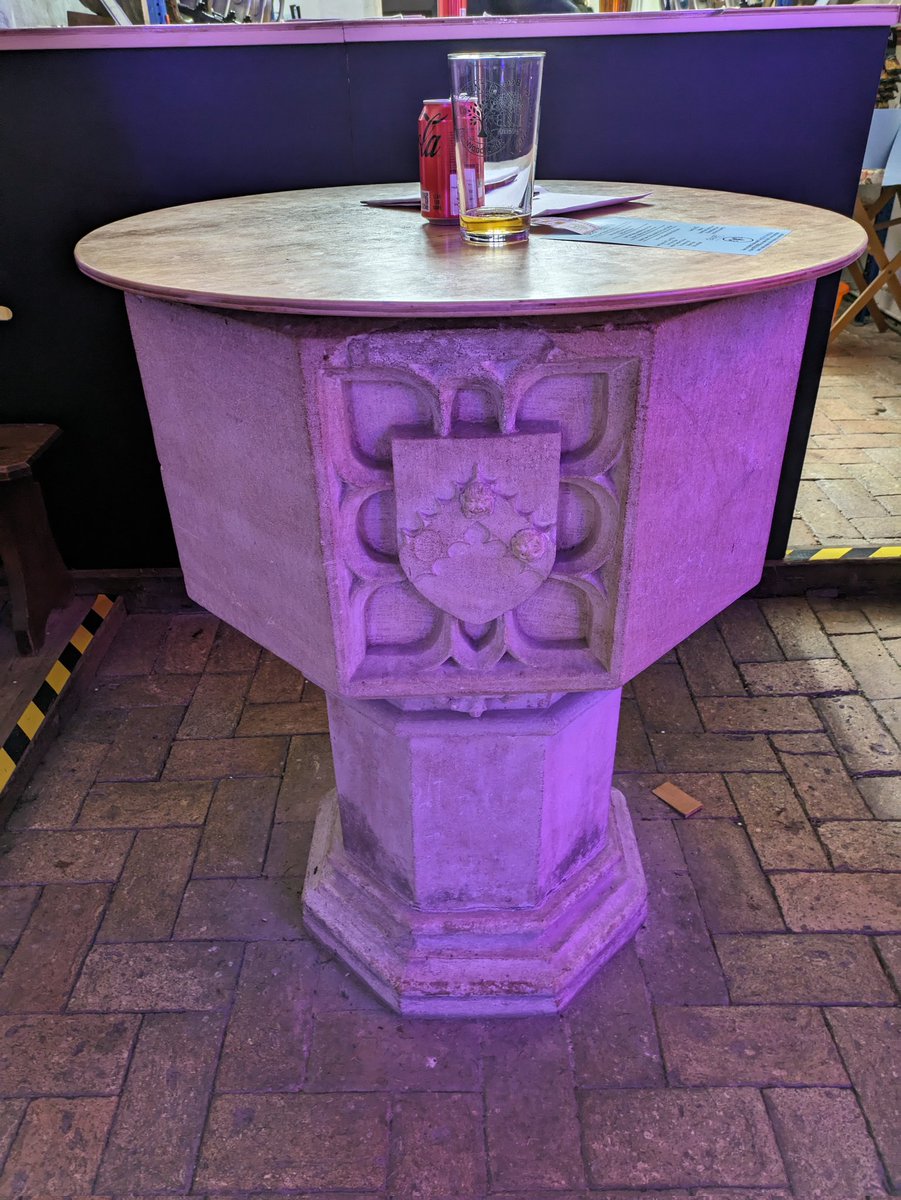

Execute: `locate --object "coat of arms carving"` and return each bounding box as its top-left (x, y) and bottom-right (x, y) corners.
top-left (392, 433), bottom-right (561, 624)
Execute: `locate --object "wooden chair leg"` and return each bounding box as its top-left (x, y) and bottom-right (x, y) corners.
top-left (0, 479), bottom-right (73, 654)
top-left (831, 262), bottom-right (882, 340)
top-left (857, 194), bottom-right (901, 315)
top-left (832, 246), bottom-right (901, 340)
top-left (850, 261), bottom-right (887, 331)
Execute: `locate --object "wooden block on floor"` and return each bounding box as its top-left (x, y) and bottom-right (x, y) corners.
top-left (652, 781), bottom-right (704, 817)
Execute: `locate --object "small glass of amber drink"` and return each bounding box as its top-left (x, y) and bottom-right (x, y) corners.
top-left (448, 50), bottom-right (545, 246)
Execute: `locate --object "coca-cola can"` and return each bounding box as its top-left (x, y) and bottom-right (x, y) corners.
top-left (419, 99), bottom-right (458, 224)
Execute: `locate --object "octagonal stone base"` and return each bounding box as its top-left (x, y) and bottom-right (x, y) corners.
top-left (303, 689), bottom-right (647, 1015)
top-left (304, 787), bottom-right (646, 1016)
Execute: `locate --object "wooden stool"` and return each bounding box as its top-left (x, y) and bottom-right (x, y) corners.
top-left (0, 425), bottom-right (73, 654)
top-left (831, 184), bottom-right (901, 340)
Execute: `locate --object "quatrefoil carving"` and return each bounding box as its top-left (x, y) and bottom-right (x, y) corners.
top-left (316, 334), bottom-right (638, 688)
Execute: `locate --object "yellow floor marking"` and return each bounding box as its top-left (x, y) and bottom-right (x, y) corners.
top-left (45, 660), bottom-right (71, 693)
top-left (17, 702), bottom-right (44, 740)
top-left (70, 625), bottom-right (93, 654)
top-left (0, 751), bottom-right (15, 790)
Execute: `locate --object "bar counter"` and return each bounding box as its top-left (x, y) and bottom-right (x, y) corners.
top-left (1, 4), bottom-right (895, 48)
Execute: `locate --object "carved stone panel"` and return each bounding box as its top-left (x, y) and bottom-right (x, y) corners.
top-left (125, 287), bottom-right (816, 706)
top-left (312, 324), bottom-right (639, 697)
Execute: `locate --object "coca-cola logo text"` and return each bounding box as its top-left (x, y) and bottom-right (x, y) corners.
top-left (419, 113), bottom-right (446, 159)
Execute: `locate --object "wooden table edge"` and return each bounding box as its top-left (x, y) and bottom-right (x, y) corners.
top-left (74, 238), bottom-right (866, 320)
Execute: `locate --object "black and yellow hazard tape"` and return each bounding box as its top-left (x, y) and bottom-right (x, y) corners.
top-left (785, 546), bottom-right (901, 563)
top-left (0, 594), bottom-right (115, 793)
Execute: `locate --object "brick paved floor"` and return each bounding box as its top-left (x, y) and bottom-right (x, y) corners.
top-left (794, 323), bottom-right (901, 548)
top-left (0, 596), bottom-right (899, 1198)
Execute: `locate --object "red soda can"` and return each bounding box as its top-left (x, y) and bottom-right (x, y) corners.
top-left (419, 99), bottom-right (457, 224)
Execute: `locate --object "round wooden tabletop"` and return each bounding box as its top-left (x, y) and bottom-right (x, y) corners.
top-left (74, 181), bottom-right (865, 318)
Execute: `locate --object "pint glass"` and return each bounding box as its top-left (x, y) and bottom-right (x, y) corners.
top-left (448, 51), bottom-right (545, 246)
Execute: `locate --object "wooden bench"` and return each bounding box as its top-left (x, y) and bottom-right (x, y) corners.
top-left (0, 424), bottom-right (73, 654)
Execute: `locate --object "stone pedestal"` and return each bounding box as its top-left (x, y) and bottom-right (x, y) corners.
top-left (121, 279), bottom-right (816, 1013)
top-left (304, 690), bottom-right (645, 1014)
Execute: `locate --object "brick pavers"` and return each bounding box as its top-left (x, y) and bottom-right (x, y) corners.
top-left (715, 933), bottom-right (897, 1006)
top-left (195, 1093), bottom-right (389, 1192)
top-left (565, 945), bottom-right (663, 1087)
top-left (580, 1088), bottom-right (787, 1190)
top-left (0, 1015), bottom-right (138, 1097)
top-left (631, 820), bottom-right (730, 1006)
top-left (827, 1007), bottom-right (901, 1190)
top-left (96, 1011), bottom-right (225, 1193)
top-left (484, 1020), bottom-right (584, 1190)
top-left (0, 884), bottom-right (107, 1012)
top-left (216, 941), bottom-right (313, 1092)
top-left (0, 1096), bottom-right (116, 1196)
top-left (7, 742), bottom-right (108, 830)
top-left (69, 942), bottom-right (241, 1012)
top-left (389, 1092), bottom-right (487, 1200)
top-left (795, 323), bottom-right (901, 547)
top-left (656, 1005), bottom-right (847, 1086)
top-left (766, 1087), bottom-right (889, 1199)
top-left (307, 1013), bottom-right (482, 1094)
top-left (0, 597), bottom-right (898, 1197)
top-left (96, 828), bottom-right (198, 946)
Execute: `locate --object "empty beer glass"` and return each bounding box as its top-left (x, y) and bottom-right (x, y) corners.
top-left (448, 51), bottom-right (545, 246)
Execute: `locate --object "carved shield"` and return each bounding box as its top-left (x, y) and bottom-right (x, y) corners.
top-left (392, 432), bottom-right (561, 624)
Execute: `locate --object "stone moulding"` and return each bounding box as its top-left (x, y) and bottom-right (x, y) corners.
top-left (304, 787), bottom-right (646, 1016)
